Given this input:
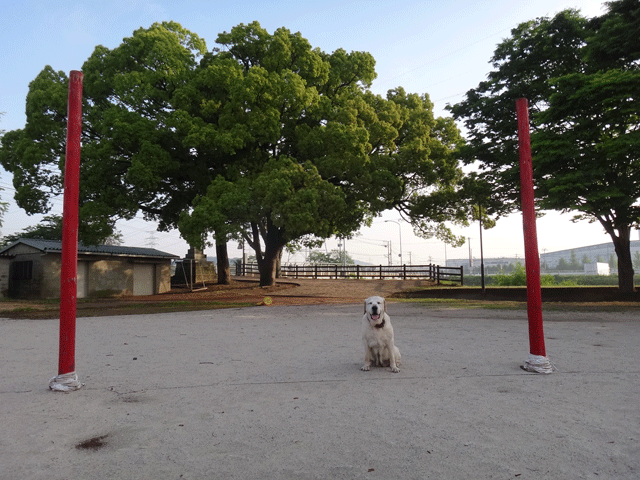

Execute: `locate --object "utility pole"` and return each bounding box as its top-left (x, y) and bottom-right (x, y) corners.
top-left (343, 238), bottom-right (347, 267)
top-left (479, 205), bottom-right (485, 293)
top-left (145, 231), bottom-right (157, 248)
top-left (385, 220), bottom-right (403, 265)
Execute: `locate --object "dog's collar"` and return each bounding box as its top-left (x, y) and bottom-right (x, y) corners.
top-left (374, 318), bottom-right (385, 329)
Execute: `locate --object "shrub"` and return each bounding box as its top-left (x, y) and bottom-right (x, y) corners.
top-left (540, 274), bottom-right (556, 286)
top-left (493, 264), bottom-right (526, 286)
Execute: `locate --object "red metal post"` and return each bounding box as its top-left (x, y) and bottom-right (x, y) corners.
top-left (516, 98), bottom-right (546, 357)
top-left (58, 70), bottom-right (83, 375)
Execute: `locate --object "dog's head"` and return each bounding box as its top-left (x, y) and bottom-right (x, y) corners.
top-left (364, 295), bottom-right (386, 323)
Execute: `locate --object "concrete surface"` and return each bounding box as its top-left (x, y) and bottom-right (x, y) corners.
top-left (1, 302), bottom-right (639, 479)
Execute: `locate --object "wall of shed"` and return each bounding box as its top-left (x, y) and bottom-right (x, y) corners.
top-left (87, 259), bottom-right (134, 297)
top-left (156, 262), bottom-right (172, 294)
top-left (41, 254), bottom-right (63, 298)
top-left (0, 258), bottom-right (10, 298)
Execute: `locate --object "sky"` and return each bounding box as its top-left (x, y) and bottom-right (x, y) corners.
top-left (0, 0), bottom-right (617, 265)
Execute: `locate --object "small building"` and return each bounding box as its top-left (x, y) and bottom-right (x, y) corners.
top-left (0, 238), bottom-right (179, 299)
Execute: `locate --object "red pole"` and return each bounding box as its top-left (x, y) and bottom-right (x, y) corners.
top-left (58, 70), bottom-right (83, 376)
top-left (516, 98), bottom-right (546, 358)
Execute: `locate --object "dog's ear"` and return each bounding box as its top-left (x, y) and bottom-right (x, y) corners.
top-left (383, 298), bottom-right (387, 312)
top-left (363, 300), bottom-right (367, 314)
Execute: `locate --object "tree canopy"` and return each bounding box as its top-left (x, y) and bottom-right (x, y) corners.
top-left (307, 249), bottom-right (355, 265)
top-left (0, 214), bottom-right (123, 248)
top-left (449, 0), bottom-right (640, 292)
top-left (178, 22), bottom-right (466, 285)
top-left (0, 22), bottom-right (208, 246)
top-left (0, 21), bottom-right (466, 286)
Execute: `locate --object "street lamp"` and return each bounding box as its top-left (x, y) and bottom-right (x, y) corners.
top-left (384, 220), bottom-right (403, 265)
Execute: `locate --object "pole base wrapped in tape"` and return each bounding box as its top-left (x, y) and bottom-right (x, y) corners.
top-left (522, 354), bottom-right (555, 374)
top-left (49, 371), bottom-right (84, 392)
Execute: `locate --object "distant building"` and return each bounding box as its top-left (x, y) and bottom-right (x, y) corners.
top-left (446, 240), bottom-right (640, 274)
top-left (446, 256), bottom-right (521, 274)
top-left (540, 241), bottom-right (632, 269)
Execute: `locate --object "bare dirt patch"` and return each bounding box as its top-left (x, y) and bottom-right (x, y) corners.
top-left (3, 278), bottom-right (639, 319)
top-left (0, 277), bottom-right (435, 319)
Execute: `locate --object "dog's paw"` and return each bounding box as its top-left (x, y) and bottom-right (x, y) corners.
top-left (390, 366), bottom-right (400, 373)
top-left (361, 365), bottom-right (371, 371)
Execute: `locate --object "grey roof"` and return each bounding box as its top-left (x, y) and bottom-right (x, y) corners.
top-left (0, 238), bottom-right (180, 259)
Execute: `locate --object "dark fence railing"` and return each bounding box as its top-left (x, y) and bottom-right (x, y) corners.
top-left (235, 263), bottom-right (463, 285)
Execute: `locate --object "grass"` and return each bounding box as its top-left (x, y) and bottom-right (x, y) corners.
top-left (399, 296), bottom-right (640, 313)
top-left (7, 306), bottom-right (40, 313)
top-left (398, 297), bottom-right (524, 309)
top-left (0, 298), bottom-right (258, 319)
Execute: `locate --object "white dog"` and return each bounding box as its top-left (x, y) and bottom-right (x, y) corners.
top-left (361, 296), bottom-right (401, 373)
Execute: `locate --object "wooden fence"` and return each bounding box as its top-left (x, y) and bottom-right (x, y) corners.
top-left (235, 263), bottom-right (464, 285)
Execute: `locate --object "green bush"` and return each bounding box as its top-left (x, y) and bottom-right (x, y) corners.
top-left (464, 271), bottom-right (640, 287)
top-left (494, 264), bottom-right (527, 286)
top-left (540, 274), bottom-right (556, 286)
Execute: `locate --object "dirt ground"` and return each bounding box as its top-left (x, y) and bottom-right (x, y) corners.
top-left (0, 277), bottom-right (436, 319)
top-left (2, 277), bottom-right (639, 319)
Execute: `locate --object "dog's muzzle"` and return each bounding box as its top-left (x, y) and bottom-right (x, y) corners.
top-left (370, 313), bottom-right (385, 328)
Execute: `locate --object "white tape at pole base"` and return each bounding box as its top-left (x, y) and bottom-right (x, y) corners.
top-left (49, 371), bottom-right (84, 392)
top-left (522, 354), bottom-right (555, 374)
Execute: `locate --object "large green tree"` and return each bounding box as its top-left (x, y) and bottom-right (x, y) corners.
top-left (1, 21), bottom-right (466, 288)
top-left (0, 23), bottom-right (217, 254)
top-left (179, 23), bottom-right (466, 286)
top-left (449, 2), bottom-right (640, 292)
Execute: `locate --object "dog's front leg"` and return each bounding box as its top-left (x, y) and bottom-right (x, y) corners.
top-left (388, 345), bottom-right (400, 373)
top-left (361, 347), bottom-right (372, 371)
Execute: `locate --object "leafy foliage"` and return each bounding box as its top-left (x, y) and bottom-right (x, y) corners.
top-left (1, 21), bottom-right (466, 286)
top-left (448, 9), bottom-right (590, 216)
top-left (492, 264), bottom-right (556, 286)
top-left (307, 249), bottom-right (355, 265)
top-left (0, 214), bottom-right (123, 247)
top-left (178, 22), bottom-right (466, 284)
top-left (448, 1), bottom-right (640, 292)
top-left (0, 22), bottom-right (208, 244)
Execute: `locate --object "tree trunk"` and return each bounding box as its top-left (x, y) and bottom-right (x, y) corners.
top-left (249, 217), bottom-right (286, 287)
top-left (611, 228), bottom-right (635, 293)
top-left (276, 249), bottom-right (283, 278)
top-left (215, 236), bottom-right (231, 285)
top-left (601, 221), bottom-right (635, 293)
top-left (258, 248), bottom-right (279, 286)
top-left (257, 231), bottom-right (285, 286)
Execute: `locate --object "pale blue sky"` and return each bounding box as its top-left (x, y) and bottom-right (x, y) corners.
top-left (0, 0), bottom-right (612, 262)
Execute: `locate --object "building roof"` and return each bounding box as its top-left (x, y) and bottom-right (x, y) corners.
top-left (0, 238), bottom-right (180, 259)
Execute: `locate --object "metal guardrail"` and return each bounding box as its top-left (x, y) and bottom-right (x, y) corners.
top-left (235, 263), bottom-right (463, 285)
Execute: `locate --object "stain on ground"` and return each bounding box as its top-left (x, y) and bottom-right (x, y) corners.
top-left (76, 434), bottom-right (108, 451)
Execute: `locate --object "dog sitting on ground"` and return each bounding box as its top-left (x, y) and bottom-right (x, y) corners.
top-left (361, 295), bottom-right (401, 373)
